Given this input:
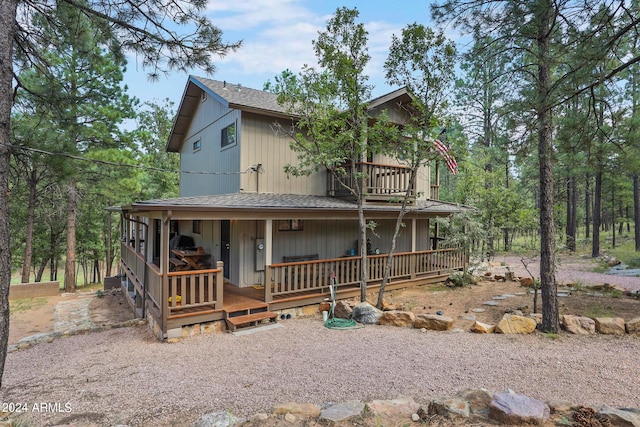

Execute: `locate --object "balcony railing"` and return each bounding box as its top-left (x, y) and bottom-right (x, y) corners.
top-left (327, 162), bottom-right (415, 202)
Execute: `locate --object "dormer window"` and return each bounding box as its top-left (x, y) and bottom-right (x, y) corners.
top-left (221, 122), bottom-right (236, 148)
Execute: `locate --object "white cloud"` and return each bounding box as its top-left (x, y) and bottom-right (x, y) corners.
top-left (207, 2), bottom-right (405, 93)
top-left (206, 0), bottom-right (315, 31)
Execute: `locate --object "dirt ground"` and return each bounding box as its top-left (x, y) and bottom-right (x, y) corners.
top-left (9, 288), bottom-right (134, 345)
top-left (8, 255), bottom-right (640, 346)
top-left (379, 276), bottom-right (640, 331)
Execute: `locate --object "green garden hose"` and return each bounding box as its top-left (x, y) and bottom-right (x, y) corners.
top-left (323, 274), bottom-right (361, 330)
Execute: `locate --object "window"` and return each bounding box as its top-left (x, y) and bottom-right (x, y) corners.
top-left (193, 139), bottom-right (201, 152)
top-left (221, 122), bottom-right (236, 148)
top-left (278, 220), bottom-right (304, 231)
top-left (201, 91), bottom-right (207, 103)
top-left (192, 220), bottom-right (201, 234)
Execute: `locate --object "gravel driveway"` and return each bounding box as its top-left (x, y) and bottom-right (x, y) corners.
top-left (2, 319), bottom-right (639, 426)
top-left (493, 254), bottom-right (640, 291)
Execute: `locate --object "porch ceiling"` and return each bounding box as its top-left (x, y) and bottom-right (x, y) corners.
top-left (123, 192), bottom-right (470, 220)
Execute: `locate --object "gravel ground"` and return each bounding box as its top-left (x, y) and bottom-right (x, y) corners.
top-left (492, 254), bottom-right (640, 291)
top-left (2, 319), bottom-right (640, 426)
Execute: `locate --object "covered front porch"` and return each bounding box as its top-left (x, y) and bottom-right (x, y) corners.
top-left (116, 192), bottom-right (468, 339)
top-left (120, 241), bottom-right (466, 338)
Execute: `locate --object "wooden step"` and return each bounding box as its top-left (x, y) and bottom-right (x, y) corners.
top-left (225, 311), bottom-right (277, 331)
top-left (223, 301), bottom-right (269, 314)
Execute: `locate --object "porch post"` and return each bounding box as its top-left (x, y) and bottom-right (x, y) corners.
top-left (160, 212), bottom-right (170, 337)
top-left (216, 261), bottom-right (224, 309)
top-left (264, 219), bottom-right (273, 303)
top-left (410, 218), bottom-right (417, 279)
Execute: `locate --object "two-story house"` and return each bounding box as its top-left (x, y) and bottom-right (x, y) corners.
top-left (116, 76), bottom-right (468, 340)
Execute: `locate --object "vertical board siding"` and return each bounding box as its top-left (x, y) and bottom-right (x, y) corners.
top-left (179, 97), bottom-right (241, 197)
top-left (240, 113), bottom-right (325, 195)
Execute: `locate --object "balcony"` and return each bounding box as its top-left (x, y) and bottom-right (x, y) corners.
top-left (327, 162), bottom-right (414, 203)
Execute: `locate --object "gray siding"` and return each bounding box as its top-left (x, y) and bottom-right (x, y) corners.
top-left (240, 113), bottom-right (325, 195)
top-left (179, 95), bottom-right (242, 197)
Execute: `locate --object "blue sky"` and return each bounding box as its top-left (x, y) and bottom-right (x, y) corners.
top-left (123, 0), bottom-right (451, 112)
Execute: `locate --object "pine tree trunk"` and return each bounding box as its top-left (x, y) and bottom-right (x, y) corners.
top-left (585, 173), bottom-right (591, 239)
top-left (634, 173), bottom-right (640, 251)
top-left (65, 179), bottom-right (78, 293)
top-left (21, 170), bottom-right (38, 283)
top-left (537, 1), bottom-right (558, 333)
top-left (592, 170), bottom-right (602, 257)
top-left (0, 0), bottom-right (20, 388)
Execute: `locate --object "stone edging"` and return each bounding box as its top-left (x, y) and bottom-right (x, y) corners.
top-left (8, 319), bottom-right (147, 352)
top-left (193, 390), bottom-right (640, 426)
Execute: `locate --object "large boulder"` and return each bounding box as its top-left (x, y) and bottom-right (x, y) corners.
top-left (562, 315), bottom-right (596, 335)
top-left (594, 317), bottom-right (626, 336)
top-left (456, 388), bottom-right (493, 416)
top-left (625, 317), bottom-right (640, 336)
top-left (495, 314), bottom-right (537, 334)
top-left (414, 314), bottom-right (454, 331)
top-left (333, 300), bottom-right (353, 319)
top-left (379, 310), bottom-right (415, 327)
top-left (598, 406), bottom-right (640, 427)
top-left (368, 397), bottom-right (420, 418)
top-left (320, 401), bottom-right (365, 423)
top-left (489, 392), bottom-right (550, 425)
top-left (352, 302), bottom-right (383, 324)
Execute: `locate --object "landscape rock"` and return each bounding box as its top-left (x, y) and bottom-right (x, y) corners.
top-left (470, 321), bottom-right (495, 334)
top-left (192, 410), bottom-right (241, 427)
top-left (368, 397), bottom-right (420, 417)
top-left (351, 303), bottom-right (383, 324)
top-left (519, 277), bottom-right (535, 287)
top-left (333, 301), bottom-right (353, 319)
top-left (495, 314), bottom-right (537, 334)
top-left (429, 398), bottom-right (470, 418)
top-left (273, 402), bottom-right (321, 418)
top-left (626, 317), bottom-right (640, 335)
top-left (562, 315), bottom-right (596, 334)
top-left (598, 406), bottom-right (640, 427)
top-left (457, 388), bottom-right (493, 416)
top-left (594, 317), bottom-right (626, 336)
top-left (529, 313), bottom-right (542, 324)
top-left (607, 257), bottom-right (622, 267)
top-left (546, 400), bottom-right (574, 414)
top-left (414, 313), bottom-right (454, 331)
top-left (489, 392), bottom-right (550, 425)
top-left (379, 310), bottom-right (415, 327)
top-left (319, 401), bottom-right (365, 423)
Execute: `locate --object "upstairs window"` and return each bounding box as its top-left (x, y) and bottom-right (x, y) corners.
top-left (221, 122), bottom-right (236, 148)
top-left (193, 139), bottom-right (201, 152)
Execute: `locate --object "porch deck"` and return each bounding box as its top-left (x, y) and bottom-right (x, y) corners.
top-left (120, 244), bottom-right (466, 338)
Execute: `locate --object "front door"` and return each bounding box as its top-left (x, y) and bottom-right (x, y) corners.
top-left (221, 220), bottom-right (230, 279)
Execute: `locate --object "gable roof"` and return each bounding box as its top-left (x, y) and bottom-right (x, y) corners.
top-left (167, 76), bottom-right (413, 152)
top-left (167, 76), bottom-right (294, 152)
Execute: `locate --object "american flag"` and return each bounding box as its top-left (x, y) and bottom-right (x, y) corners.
top-left (433, 139), bottom-right (457, 175)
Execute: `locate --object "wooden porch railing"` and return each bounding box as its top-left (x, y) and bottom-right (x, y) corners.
top-left (165, 267), bottom-right (223, 312)
top-left (120, 243), bottom-right (224, 334)
top-left (266, 247), bottom-right (466, 302)
top-left (327, 162), bottom-right (414, 200)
